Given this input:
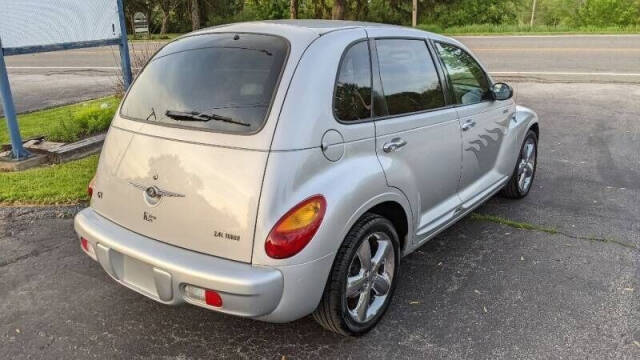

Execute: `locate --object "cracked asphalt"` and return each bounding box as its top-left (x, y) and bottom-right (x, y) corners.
top-left (1, 81), bottom-right (639, 359)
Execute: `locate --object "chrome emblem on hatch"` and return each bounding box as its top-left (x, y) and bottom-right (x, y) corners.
top-left (129, 182), bottom-right (185, 205)
top-left (145, 186), bottom-right (159, 198)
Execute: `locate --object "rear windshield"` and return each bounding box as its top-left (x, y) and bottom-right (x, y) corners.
top-left (120, 33), bottom-right (288, 134)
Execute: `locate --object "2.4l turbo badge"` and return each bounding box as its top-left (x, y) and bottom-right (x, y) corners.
top-left (214, 231), bottom-right (240, 241)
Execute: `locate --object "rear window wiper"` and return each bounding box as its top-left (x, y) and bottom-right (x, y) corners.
top-left (164, 110), bottom-right (250, 127)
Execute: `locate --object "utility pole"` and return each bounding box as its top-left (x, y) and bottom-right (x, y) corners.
top-left (412, 0), bottom-right (418, 27)
top-left (530, 0), bottom-right (537, 27)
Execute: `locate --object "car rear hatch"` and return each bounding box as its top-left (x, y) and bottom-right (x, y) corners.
top-left (90, 32), bottom-right (292, 263)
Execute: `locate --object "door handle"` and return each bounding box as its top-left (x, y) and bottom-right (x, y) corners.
top-left (461, 119), bottom-right (476, 131)
top-left (383, 137), bottom-right (407, 153)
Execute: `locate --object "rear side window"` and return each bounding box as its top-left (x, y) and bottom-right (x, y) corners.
top-left (120, 33), bottom-right (288, 133)
top-left (435, 42), bottom-right (491, 105)
top-left (334, 41), bottom-right (372, 122)
top-left (375, 39), bottom-right (445, 116)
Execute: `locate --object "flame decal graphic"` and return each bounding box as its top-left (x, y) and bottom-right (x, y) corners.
top-left (464, 113), bottom-right (511, 168)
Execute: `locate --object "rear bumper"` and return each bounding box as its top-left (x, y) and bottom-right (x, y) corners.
top-left (74, 208), bottom-right (283, 318)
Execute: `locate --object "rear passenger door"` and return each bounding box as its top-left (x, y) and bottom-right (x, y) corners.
top-left (371, 37), bottom-right (462, 241)
top-left (434, 41), bottom-right (515, 204)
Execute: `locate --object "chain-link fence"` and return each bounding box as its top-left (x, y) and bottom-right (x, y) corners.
top-left (0, 41), bottom-right (161, 149)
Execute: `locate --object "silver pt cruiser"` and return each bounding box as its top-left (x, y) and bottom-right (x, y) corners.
top-left (75, 20), bottom-right (539, 336)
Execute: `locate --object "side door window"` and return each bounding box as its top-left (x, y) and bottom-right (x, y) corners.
top-left (373, 38), bottom-right (462, 236)
top-left (435, 42), bottom-right (491, 106)
top-left (375, 39), bottom-right (445, 116)
top-left (334, 41), bottom-right (372, 122)
top-left (435, 42), bottom-right (512, 202)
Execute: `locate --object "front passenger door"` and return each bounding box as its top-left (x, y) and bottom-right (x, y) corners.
top-left (434, 42), bottom-right (515, 204)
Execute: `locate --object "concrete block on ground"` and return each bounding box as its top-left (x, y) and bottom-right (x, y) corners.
top-left (0, 152), bottom-right (48, 171)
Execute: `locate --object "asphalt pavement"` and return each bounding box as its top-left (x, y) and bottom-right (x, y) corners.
top-left (1, 81), bottom-right (639, 359)
top-left (2, 34), bottom-right (640, 113)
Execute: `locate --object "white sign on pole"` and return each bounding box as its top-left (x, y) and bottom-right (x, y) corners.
top-left (0, 0), bottom-right (121, 49)
top-left (134, 12), bottom-right (149, 34)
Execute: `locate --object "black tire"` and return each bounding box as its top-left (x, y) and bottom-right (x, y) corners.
top-left (500, 129), bottom-right (538, 199)
top-left (312, 213), bottom-right (400, 336)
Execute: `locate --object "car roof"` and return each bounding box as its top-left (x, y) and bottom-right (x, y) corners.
top-left (192, 19), bottom-right (443, 37)
top-left (186, 19), bottom-right (463, 51)
top-left (260, 19), bottom-right (397, 34)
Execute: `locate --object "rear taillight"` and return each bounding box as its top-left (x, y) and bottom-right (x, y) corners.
top-left (88, 175), bottom-right (96, 198)
top-left (265, 195), bottom-right (326, 259)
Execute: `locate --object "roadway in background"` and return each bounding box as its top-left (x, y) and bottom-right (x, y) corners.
top-left (2, 34), bottom-right (640, 114)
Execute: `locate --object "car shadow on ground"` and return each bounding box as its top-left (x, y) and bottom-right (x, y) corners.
top-left (80, 197), bottom-right (569, 357)
top-left (86, 191), bottom-right (636, 359)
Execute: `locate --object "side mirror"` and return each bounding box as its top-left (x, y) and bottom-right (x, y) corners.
top-left (491, 82), bottom-right (513, 101)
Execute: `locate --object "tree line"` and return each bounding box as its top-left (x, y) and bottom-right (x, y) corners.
top-left (123, 0), bottom-right (640, 34)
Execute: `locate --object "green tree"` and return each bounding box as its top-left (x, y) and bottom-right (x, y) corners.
top-left (536, 0), bottom-right (580, 26)
top-left (576, 0), bottom-right (640, 26)
top-left (333, 0), bottom-right (346, 19)
top-left (157, 0), bottom-right (180, 34)
top-left (242, 0), bottom-right (289, 19)
top-left (432, 0), bottom-right (522, 27)
top-left (123, 0), bottom-right (640, 35)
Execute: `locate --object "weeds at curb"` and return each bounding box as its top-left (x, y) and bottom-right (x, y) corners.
top-left (471, 213), bottom-right (638, 251)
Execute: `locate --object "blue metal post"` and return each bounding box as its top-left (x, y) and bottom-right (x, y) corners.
top-left (0, 42), bottom-right (30, 159)
top-left (116, 0), bottom-right (133, 89)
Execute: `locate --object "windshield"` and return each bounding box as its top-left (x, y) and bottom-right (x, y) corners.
top-left (120, 33), bottom-right (288, 133)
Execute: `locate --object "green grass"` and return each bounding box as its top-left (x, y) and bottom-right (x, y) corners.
top-left (0, 97), bottom-right (119, 145)
top-left (471, 213), bottom-right (559, 234)
top-left (130, 33), bottom-right (181, 41)
top-left (419, 23), bottom-right (640, 35)
top-left (0, 155), bottom-right (98, 205)
top-left (471, 212), bottom-right (639, 251)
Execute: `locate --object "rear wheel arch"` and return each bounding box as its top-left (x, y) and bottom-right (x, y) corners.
top-left (321, 198), bottom-right (410, 298)
top-left (336, 191), bottom-right (412, 258)
top-left (366, 201), bottom-right (409, 254)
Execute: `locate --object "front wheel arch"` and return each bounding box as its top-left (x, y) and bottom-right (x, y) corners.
top-left (500, 129), bottom-right (538, 199)
top-left (529, 122), bottom-right (539, 140)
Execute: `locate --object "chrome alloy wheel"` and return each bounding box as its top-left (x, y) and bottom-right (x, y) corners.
top-left (345, 232), bottom-right (395, 323)
top-left (517, 137), bottom-right (536, 193)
